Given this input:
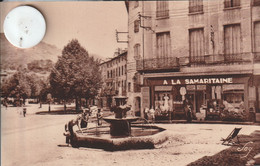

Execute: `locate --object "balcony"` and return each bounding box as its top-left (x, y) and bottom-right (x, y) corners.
top-left (156, 10), bottom-right (169, 19)
top-left (136, 57), bottom-right (180, 72)
top-left (224, 0), bottom-right (240, 8)
top-left (189, 5), bottom-right (203, 14)
top-left (253, 0), bottom-right (260, 6)
top-left (179, 53), bottom-right (253, 66)
top-left (254, 52), bottom-right (260, 63)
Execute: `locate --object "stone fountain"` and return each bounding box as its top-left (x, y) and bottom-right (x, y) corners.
top-left (67, 97), bottom-right (169, 151)
top-left (103, 103), bottom-right (138, 137)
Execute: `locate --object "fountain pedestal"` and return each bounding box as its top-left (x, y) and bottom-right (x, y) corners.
top-left (103, 117), bottom-right (139, 136)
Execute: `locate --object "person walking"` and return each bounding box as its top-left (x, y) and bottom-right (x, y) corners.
top-left (97, 108), bottom-right (103, 126)
top-left (183, 97), bottom-right (193, 123)
top-left (149, 107), bottom-right (155, 123)
top-left (80, 109), bottom-right (89, 129)
top-left (22, 107), bottom-right (27, 117)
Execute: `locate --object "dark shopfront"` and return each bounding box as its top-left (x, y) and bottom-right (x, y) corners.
top-left (142, 74), bottom-right (257, 121)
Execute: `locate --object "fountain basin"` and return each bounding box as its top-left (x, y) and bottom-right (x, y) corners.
top-left (71, 125), bottom-right (169, 151)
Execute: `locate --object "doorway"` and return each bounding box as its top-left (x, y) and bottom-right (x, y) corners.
top-left (195, 91), bottom-right (204, 113)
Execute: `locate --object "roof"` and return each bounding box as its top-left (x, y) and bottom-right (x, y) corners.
top-left (99, 51), bottom-right (127, 65)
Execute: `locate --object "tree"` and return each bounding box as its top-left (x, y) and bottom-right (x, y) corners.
top-left (49, 39), bottom-right (102, 111)
top-left (1, 68), bottom-right (49, 106)
top-left (2, 70), bottom-right (31, 105)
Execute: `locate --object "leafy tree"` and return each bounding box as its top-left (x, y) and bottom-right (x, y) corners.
top-left (27, 60), bottom-right (53, 73)
top-left (2, 70), bottom-right (31, 105)
top-left (1, 69), bottom-right (49, 106)
top-left (49, 39), bottom-right (102, 111)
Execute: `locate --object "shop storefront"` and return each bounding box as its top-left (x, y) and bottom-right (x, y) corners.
top-left (142, 74), bottom-right (255, 121)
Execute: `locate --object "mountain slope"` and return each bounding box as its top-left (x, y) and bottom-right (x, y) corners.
top-left (0, 33), bottom-right (61, 70)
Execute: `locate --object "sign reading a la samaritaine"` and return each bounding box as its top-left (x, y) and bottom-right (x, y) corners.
top-left (163, 77), bottom-right (233, 85)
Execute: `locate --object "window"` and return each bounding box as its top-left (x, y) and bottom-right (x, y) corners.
top-left (189, 0), bottom-right (203, 13)
top-left (224, 24), bottom-right (242, 61)
top-left (128, 82), bottom-right (131, 92)
top-left (224, 0), bottom-right (240, 8)
top-left (189, 28), bottom-right (205, 64)
top-left (116, 68), bottom-right (118, 76)
top-left (134, 20), bottom-right (139, 33)
top-left (156, 1), bottom-right (169, 18)
top-left (254, 22), bottom-right (260, 53)
top-left (107, 71), bottom-right (109, 78)
top-left (253, 0), bottom-right (260, 6)
top-left (125, 64), bottom-right (127, 74)
top-left (156, 32), bottom-right (171, 58)
top-left (122, 66), bottom-right (124, 76)
top-left (134, 43), bottom-right (141, 60)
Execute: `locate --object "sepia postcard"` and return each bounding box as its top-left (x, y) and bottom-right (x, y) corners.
top-left (1, 0), bottom-right (260, 166)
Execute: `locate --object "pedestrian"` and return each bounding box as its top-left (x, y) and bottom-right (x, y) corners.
top-left (23, 107), bottom-right (27, 117)
top-left (144, 107), bottom-right (149, 121)
top-left (183, 97), bottom-right (193, 122)
top-left (97, 108), bottom-right (103, 126)
top-left (80, 110), bottom-right (89, 129)
top-left (64, 115), bottom-right (82, 147)
top-left (3, 98), bottom-right (8, 110)
top-left (149, 107), bottom-right (155, 123)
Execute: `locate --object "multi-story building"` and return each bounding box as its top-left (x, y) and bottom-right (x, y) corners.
top-left (99, 50), bottom-right (127, 108)
top-left (125, 0), bottom-right (260, 122)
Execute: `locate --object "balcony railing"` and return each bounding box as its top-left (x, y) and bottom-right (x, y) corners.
top-left (189, 5), bottom-right (203, 13)
top-left (254, 52), bottom-right (260, 62)
top-left (156, 10), bottom-right (169, 18)
top-left (224, 0), bottom-right (240, 8)
top-left (179, 53), bottom-right (253, 66)
top-left (253, 0), bottom-right (260, 6)
top-left (136, 57), bottom-right (180, 72)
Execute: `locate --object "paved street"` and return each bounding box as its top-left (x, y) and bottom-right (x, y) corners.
top-left (1, 104), bottom-right (260, 166)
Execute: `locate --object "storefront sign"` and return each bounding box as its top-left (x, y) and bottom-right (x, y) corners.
top-left (163, 77), bottom-right (233, 85)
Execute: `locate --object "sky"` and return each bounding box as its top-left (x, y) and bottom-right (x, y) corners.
top-left (0, 1), bottom-right (128, 60)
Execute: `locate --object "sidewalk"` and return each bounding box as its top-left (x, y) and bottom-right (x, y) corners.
top-left (146, 119), bottom-right (259, 126)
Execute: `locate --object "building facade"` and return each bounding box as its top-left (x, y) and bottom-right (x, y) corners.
top-left (99, 51), bottom-right (128, 108)
top-left (125, 0), bottom-right (260, 121)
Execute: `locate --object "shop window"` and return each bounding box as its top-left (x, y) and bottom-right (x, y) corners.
top-left (222, 84), bottom-right (244, 112)
top-left (189, 0), bottom-right (203, 13)
top-left (156, 1), bottom-right (169, 18)
top-left (154, 86), bottom-right (173, 117)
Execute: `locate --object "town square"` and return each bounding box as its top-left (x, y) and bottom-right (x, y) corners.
top-left (1, 0), bottom-right (260, 165)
